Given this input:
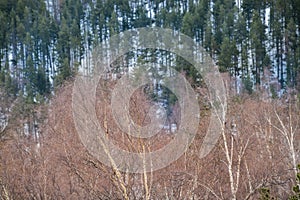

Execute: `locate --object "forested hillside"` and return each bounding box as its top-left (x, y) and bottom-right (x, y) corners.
top-left (0, 0), bottom-right (300, 99)
top-left (1, 0), bottom-right (300, 199)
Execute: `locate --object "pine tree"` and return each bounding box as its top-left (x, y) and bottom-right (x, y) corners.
top-left (235, 13), bottom-right (248, 45)
top-left (25, 55), bottom-right (35, 102)
top-left (194, 0), bottom-right (209, 42)
top-left (36, 66), bottom-right (50, 95)
top-left (133, 6), bottom-right (151, 28)
top-left (182, 12), bottom-right (194, 37)
top-left (56, 16), bottom-right (71, 80)
top-left (218, 37), bottom-right (232, 73)
top-left (109, 11), bottom-right (120, 36)
top-left (286, 18), bottom-right (297, 86)
top-left (250, 10), bottom-right (267, 85)
top-left (204, 12), bottom-right (213, 56)
top-left (0, 11), bottom-right (8, 69)
top-left (241, 44), bottom-right (248, 77)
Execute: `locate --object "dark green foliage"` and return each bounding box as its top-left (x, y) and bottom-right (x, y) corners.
top-left (259, 188), bottom-right (275, 200)
top-left (218, 37), bottom-right (233, 73)
top-left (270, 85), bottom-right (278, 99)
top-left (235, 13), bottom-right (248, 45)
top-left (182, 12), bottom-right (195, 37)
top-left (4, 73), bottom-right (18, 97)
top-left (250, 10), bottom-right (267, 85)
top-left (0, 0), bottom-right (299, 104)
top-left (175, 55), bottom-right (201, 87)
top-left (36, 67), bottom-right (50, 95)
top-left (133, 6), bottom-right (151, 28)
top-left (54, 58), bottom-right (72, 87)
top-left (286, 18), bottom-right (298, 87)
top-left (0, 70), bottom-right (5, 85)
top-left (289, 164), bottom-right (300, 200)
top-left (242, 75), bottom-right (253, 94)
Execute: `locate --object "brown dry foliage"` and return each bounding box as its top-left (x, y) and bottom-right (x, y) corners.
top-left (0, 79), bottom-right (299, 199)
